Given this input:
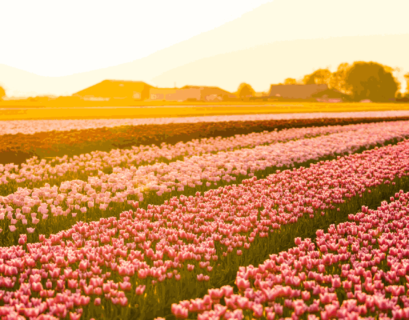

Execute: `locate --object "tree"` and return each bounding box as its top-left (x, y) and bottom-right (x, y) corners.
top-left (284, 78), bottom-right (297, 85)
top-left (302, 68), bottom-right (332, 86)
top-left (236, 83), bottom-right (255, 99)
top-left (405, 72), bottom-right (409, 96)
top-left (0, 86), bottom-right (5, 100)
top-left (344, 61), bottom-right (400, 102)
top-left (329, 62), bottom-right (352, 94)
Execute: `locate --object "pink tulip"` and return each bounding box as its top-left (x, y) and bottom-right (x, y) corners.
top-left (18, 234), bottom-right (27, 245)
top-left (70, 312), bottom-right (82, 320)
top-left (171, 304), bottom-right (189, 319)
top-left (31, 282), bottom-right (43, 292)
top-left (135, 285), bottom-right (146, 295)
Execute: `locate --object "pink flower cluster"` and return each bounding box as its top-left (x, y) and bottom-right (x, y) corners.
top-left (1, 110), bottom-right (409, 135)
top-left (0, 140), bottom-right (408, 318)
top-left (172, 190), bottom-right (409, 320)
top-left (1, 121), bottom-right (409, 236)
top-left (0, 122), bottom-right (367, 187)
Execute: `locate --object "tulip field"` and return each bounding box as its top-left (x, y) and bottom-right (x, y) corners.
top-left (172, 191), bottom-right (409, 320)
top-left (1, 112), bottom-right (409, 319)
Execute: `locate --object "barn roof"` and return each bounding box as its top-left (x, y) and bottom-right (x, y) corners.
top-left (181, 85), bottom-right (234, 95)
top-left (73, 80), bottom-right (152, 98)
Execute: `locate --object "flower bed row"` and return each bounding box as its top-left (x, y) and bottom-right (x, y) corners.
top-left (1, 121), bottom-right (408, 242)
top-left (0, 122), bottom-right (376, 196)
top-left (3, 111), bottom-right (409, 135)
top-left (2, 116), bottom-right (409, 165)
top-left (171, 190), bottom-right (409, 320)
top-left (0, 140), bottom-right (408, 319)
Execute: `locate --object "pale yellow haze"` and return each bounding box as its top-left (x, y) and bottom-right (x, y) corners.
top-left (1, 0), bottom-right (409, 97)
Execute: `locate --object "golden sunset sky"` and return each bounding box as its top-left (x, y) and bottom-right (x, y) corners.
top-left (1, 0), bottom-right (408, 97)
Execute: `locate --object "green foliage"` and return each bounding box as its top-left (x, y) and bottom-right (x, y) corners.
top-left (301, 61), bottom-right (402, 101)
top-left (302, 68), bottom-right (332, 86)
top-left (344, 61), bottom-right (400, 102)
top-left (329, 62), bottom-right (351, 94)
top-left (284, 78), bottom-right (298, 85)
top-left (236, 83), bottom-right (255, 99)
top-left (405, 72), bottom-right (409, 95)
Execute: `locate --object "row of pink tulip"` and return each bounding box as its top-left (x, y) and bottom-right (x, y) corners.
top-left (2, 110), bottom-right (409, 135)
top-left (0, 140), bottom-right (408, 319)
top-left (169, 190), bottom-right (409, 320)
top-left (0, 122), bottom-right (370, 190)
top-left (1, 121), bottom-right (409, 237)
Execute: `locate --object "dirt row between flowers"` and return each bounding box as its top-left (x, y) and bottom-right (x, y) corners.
top-left (0, 141), bottom-right (409, 320)
top-left (2, 116), bottom-right (409, 165)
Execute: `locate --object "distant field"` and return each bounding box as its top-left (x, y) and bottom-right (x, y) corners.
top-left (0, 102), bottom-right (408, 120)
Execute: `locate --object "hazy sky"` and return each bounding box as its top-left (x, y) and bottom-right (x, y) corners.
top-left (0, 0), bottom-right (272, 76)
top-left (1, 0), bottom-right (408, 97)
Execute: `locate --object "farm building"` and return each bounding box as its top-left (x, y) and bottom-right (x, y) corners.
top-left (268, 84), bottom-right (328, 99)
top-left (72, 80), bottom-right (153, 101)
top-left (149, 88), bottom-right (177, 101)
top-left (181, 86), bottom-right (237, 101)
top-left (149, 88), bottom-right (201, 101)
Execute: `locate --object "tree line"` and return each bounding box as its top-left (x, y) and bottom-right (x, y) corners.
top-left (1, 61), bottom-right (409, 103)
top-left (236, 61), bottom-right (409, 102)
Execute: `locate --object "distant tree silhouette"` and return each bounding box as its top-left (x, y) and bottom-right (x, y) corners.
top-left (405, 72), bottom-right (409, 97)
top-left (0, 86), bottom-right (5, 100)
top-left (236, 83), bottom-right (255, 99)
top-left (344, 61), bottom-right (400, 102)
top-left (329, 63), bottom-right (352, 94)
top-left (284, 78), bottom-right (298, 85)
top-left (302, 68), bottom-right (332, 86)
